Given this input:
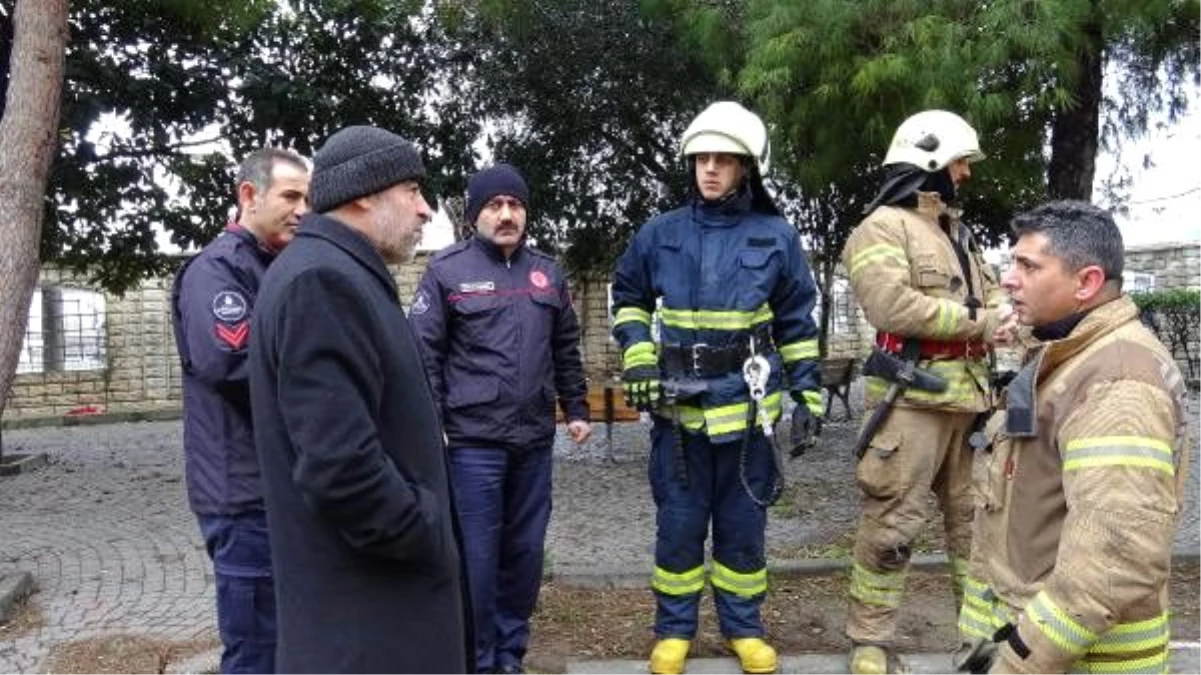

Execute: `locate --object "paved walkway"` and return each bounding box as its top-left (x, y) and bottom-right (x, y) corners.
top-left (1, 398), bottom-right (1197, 672)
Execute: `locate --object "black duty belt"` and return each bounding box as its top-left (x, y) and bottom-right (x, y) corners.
top-left (662, 342), bottom-right (772, 378)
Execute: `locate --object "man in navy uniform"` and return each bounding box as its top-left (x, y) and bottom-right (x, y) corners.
top-left (411, 163), bottom-right (591, 674)
top-left (171, 148), bottom-right (309, 674)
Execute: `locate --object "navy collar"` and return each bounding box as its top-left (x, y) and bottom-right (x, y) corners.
top-left (471, 232), bottom-right (525, 263)
top-left (296, 213), bottom-right (398, 297)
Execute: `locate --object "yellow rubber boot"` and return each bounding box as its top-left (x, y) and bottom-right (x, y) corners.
top-left (649, 638), bottom-right (690, 675)
top-left (849, 644), bottom-right (910, 674)
top-left (728, 637), bottom-right (778, 674)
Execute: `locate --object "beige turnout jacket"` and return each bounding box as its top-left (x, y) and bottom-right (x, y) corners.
top-left (963, 296), bottom-right (1190, 673)
top-left (841, 191), bottom-right (1006, 414)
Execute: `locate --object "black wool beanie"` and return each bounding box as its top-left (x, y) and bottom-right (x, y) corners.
top-left (310, 125), bottom-right (426, 213)
top-left (465, 163), bottom-right (529, 226)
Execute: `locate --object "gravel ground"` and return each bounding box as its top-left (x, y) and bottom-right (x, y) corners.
top-left (546, 383), bottom-right (1201, 571)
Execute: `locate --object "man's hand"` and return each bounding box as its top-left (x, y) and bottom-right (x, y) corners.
top-left (789, 404), bottom-right (821, 458)
top-left (986, 303), bottom-right (1019, 345)
top-left (621, 365), bottom-right (660, 410)
top-left (567, 419), bottom-right (592, 445)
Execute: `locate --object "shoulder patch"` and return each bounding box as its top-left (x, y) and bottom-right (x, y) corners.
top-left (411, 290), bottom-right (431, 315)
top-left (212, 290), bottom-right (248, 323)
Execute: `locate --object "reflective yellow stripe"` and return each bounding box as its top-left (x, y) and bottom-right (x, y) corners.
top-left (710, 560), bottom-right (767, 597)
top-left (1064, 437), bottom-right (1175, 476)
top-left (949, 555), bottom-right (970, 599)
top-left (652, 565), bottom-right (705, 596)
top-left (779, 339), bottom-right (819, 363)
top-left (850, 243), bottom-right (907, 276)
top-left (849, 562), bottom-right (905, 608)
top-left (623, 342), bottom-right (657, 369)
top-left (958, 578), bottom-right (1016, 640)
top-left (802, 390), bottom-right (824, 416)
top-left (614, 306), bottom-right (651, 327)
top-left (704, 392), bottom-right (783, 436)
top-left (1074, 649), bottom-right (1169, 674)
top-left (1090, 614), bottom-right (1170, 654)
top-left (660, 304), bottom-right (773, 330)
top-left (934, 299), bottom-right (964, 337)
top-left (1027, 591), bottom-right (1096, 656)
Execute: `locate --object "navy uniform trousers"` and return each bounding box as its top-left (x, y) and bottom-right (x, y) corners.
top-left (649, 418), bottom-right (775, 639)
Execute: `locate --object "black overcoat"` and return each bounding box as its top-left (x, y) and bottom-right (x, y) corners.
top-left (249, 213), bottom-right (471, 673)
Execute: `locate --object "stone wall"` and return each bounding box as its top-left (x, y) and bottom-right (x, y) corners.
top-left (1124, 242), bottom-right (1201, 291)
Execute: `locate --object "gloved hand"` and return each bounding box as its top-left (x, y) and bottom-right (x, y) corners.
top-left (952, 637), bottom-right (999, 674)
top-left (622, 365), bottom-right (660, 410)
top-left (621, 341), bottom-right (660, 411)
top-left (789, 404), bottom-right (821, 458)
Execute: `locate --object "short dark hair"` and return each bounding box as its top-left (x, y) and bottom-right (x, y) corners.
top-left (1010, 199), bottom-right (1124, 281)
top-left (235, 148), bottom-right (308, 197)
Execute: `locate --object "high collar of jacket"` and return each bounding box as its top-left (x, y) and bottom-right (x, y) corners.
top-left (1034, 295), bottom-right (1140, 377)
top-left (225, 222), bottom-right (278, 264)
top-left (691, 183), bottom-right (753, 227)
top-left (296, 213), bottom-right (398, 296)
top-left (471, 232), bottom-right (525, 263)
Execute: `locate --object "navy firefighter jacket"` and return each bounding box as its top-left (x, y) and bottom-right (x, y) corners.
top-left (171, 225), bottom-right (274, 515)
top-left (410, 235), bottom-right (589, 451)
top-left (611, 188), bottom-right (821, 443)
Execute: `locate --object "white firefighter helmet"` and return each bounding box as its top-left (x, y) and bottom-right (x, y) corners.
top-left (679, 101), bottom-right (771, 175)
top-left (883, 109), bottom-right (985, 171)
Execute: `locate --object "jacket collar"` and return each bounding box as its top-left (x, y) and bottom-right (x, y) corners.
top-left (691, 183), bottom-right (752, 227)
top-left (471, 232), bottom-right (525, 263)
top-left (296, 213), bottom-right (398, 297)
top-left (1005, 295), bottom-right (1139, 437)
top-left (225, 222), bottom-right (278, 264)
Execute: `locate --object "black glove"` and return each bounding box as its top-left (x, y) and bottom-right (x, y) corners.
top-left (621, 365), bottom-right (660, 411)
top-left (789, 405), bottom-right (821, 458)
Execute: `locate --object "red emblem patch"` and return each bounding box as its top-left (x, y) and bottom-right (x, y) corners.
top-left (529, 270), bottom-right (549, 289)
top-left (216, 321), bottom-right (249, 350)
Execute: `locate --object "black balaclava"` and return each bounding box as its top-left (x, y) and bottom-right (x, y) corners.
top-left (862, 163), bottom-right (957, 215)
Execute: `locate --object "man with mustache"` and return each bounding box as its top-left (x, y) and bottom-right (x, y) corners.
top-left (410, 163), bottom-right (591, 675)
top-left (171, 147), bottom-right (309, 674)
top-left (839, 110), bottom-right (1016, 674)
top-left (955, 200), bottom-right (1189, 674)
top-left (248, 126), bottom-right (471, 673)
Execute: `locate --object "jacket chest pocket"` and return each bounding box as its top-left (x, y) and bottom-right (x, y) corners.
top-left (452, 292), bottom-right (507, 343)
top-left (972, 411), bottom-right (1013, 512)
top-left (736, 248), bottom-right (777, 307)
top-left (913, 253), bottom-right (959, 298)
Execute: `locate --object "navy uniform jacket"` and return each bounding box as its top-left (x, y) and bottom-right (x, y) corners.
top-left (171, 225), bottom-right (273, 515)
top-left (611, 188), bottom-right (821, 443)
top-left (410, 235), bottom-right (589, 451)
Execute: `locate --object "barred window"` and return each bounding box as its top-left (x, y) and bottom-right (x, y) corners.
top-left (17, 286), bottom-right (107, 374)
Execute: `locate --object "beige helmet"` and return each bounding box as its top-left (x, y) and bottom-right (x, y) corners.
top-left (679, 101), bottom-right (771, 175)
top-left (883, 110), bottom-right (985, 171)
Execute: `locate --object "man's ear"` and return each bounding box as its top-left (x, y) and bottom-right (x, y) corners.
top-left (237, 181), bottom-right (259, 211)
top-left (1074, 265), bottom-right (1108, 303)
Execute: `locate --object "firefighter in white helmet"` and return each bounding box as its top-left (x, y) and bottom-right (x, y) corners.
top-left (838, 110), bottom-right (1017, 673)
top-left (611, 101), bottom-right (822, 674)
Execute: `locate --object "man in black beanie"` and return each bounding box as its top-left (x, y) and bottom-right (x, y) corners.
top-left (411, 163), bottom-right (591, 674)
top-left (248, 125), bottom-right (472, 673)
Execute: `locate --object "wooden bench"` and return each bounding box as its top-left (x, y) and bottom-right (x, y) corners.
top-left (555, 385), bottom-right (641, 423)
top-left (820, 358), bottom-right (858, 421)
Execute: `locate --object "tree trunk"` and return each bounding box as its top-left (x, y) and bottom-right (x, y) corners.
top-left (0, 0), bottom-right (69, 461)
top-left (1047, 7), bottom-right (1104, 200)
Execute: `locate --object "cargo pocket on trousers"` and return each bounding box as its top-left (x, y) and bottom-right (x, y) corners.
top-left (972, 412), bottom-right (1010, 512)
top-left (856, 430), bottom-right (902, 499)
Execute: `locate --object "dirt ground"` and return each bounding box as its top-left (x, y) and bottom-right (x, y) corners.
top-left (524, 560), bottom-right (1201, 674)
top-left (0, 562), bottom-right (1195, 673)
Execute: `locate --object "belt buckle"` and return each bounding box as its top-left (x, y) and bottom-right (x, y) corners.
top-left (690, 343), bottom-right (709, 376)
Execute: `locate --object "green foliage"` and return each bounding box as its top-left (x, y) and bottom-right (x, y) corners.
top-left (1131, 288), bottom-right (1200, 381)
top-left (4, 0), bottom-right (482, 293)
top-left (448, 0), bottom-right (731, 276)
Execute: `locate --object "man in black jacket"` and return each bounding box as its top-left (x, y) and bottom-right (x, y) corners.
top-left (411, 163), bottom-right (590, 675)
top-left (248, 125), bottom-right (471, 673)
